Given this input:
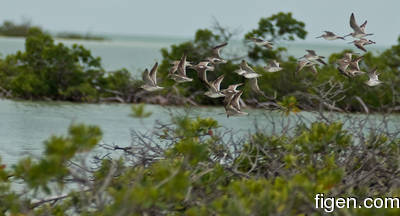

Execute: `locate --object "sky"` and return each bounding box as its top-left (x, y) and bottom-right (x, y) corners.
top-left (0, 0), bottom-right (399, 45)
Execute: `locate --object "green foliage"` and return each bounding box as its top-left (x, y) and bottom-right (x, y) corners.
top-left (278, 95), bottom-right (300, 115)
top-left (245, 12), bottom-right (307, 63)
top-left (0, 28), bottom-right (142, 102)
top-left (13, 124), bottom-right (102, 193)
top-left (0, 19), bottom-right (41, 37)
top-left (3, 116), bottom-right (399, 215)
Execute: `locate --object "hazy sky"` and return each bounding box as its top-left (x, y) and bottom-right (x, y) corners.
top-left (1, 0), bottom-right (399, 45)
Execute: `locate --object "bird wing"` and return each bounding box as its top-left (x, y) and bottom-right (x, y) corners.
top-left (296, 60), bottom-right (308, 74)
top-left (337, 59), bottom-right (350, 72)
top-left (249, 77), bottom-right (261, 93)
top-left (231, 90), bottom-right (244, 111)
top-left (337, 67), bottom-right (351, 78)
top-left (198, 61), bottom-right (210, 67)
top-left (223, 93), bottom-right (235, 107)
top-left (211, 74), bottom-right (225, 91)
top-left (142, 68), bottom-right (154, 86)
top-left (241, 60), bottom-right (256, 74)
top-left (177, 54), bottom-right (187, 76)
top-left (306, 50), bottom-right (317, 56)
top-left (355, 43), bottom-right (367, 52)
top-left (360, 20), bottom-right (367, 32)
top-left (350, 56), bottom-right (364, 70)
top-left (324, 31), bottom-right (336, 37)
top-left (197, 67), bottom-right (208, 84)
top-left (344, 53), bottom-right (353, 61)
top-left (212, 42), bottom-right (228, 58)
top-left (317, 58), bottom-right (327, 65)
top-left (168, 61), bottom-right (179, 74)
top-left (368, 67), bottom-right (379, 80)
top-left (263, 42), bottom-right (273, 49)
top-left (350, 13), bottom-right (362, 33)
top-left (269, 60), bottom-right (279, 67)
top-left (228, 83), bottom-right (243, 91)
top-left (149, 62), bottom-right (159, 85)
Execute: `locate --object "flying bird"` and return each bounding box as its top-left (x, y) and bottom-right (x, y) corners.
top-left (316, 31), bottom-right (345, 40)
top-left (365, 67), bottom-right (382, 86)
top-left (204, 74), bottom-right (225, 98)
top-left (249, 37), bottom-right (273, 49)
top-left (191, 61), bottom-right (214, 84)
top-left (169, 60), bottom-right (192, 75)
top-left (169, 54), bottom-right (193, 83)
top-left (349, 38), bottom-right (376, 52)
top-left (235, 60), bottom-right (262, 78)
top-left (300, 50), bottom-right (327, 65)
top-left (264, 60), bottom-right (283, 72)
top-left (220, 83), bottom-right (243, 95)
top-left (141, 62), bottom-right (164, 91)
top-left (345, 13), bottom-right (374, 39)
top-left (296, 60), bottom-right (318, 74)
top-left (207, 42), bottom-right (228, 65)
top-left (224, 90), bottom-right (248, 118)
top-left (336, 53), bottom-right (365, 78)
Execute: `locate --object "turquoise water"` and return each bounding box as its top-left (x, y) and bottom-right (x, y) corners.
top-left (0, 99), bottom-right (295, 165)
top-left (2, 98), bottom-right (400, 166)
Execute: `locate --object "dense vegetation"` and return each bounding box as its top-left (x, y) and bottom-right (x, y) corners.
top-left (1, 105), bottom-right (400, 215)
top-left (0, 27), bottom-right (140, 102)
top-left (0, 20), bottom-right (105, 40)
top-left (1, 12), bottom-right (400, 112)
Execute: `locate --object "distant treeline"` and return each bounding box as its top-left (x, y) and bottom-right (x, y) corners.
top-left (0, 20), bottom-right (105, 41)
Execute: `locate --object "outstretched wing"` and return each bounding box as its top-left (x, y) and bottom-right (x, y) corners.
top-left (355, 44), bottom-right (367, 52)
top-left (212, 42), bottom-right (228, 58)
top-left (296, 60), bottom-right (307, 74)
top-left (350, 13), bottom-right (361, 32)
top-left (177, 54), bottom-right (187, 76)
top-left (231, 90), bottom-right (244, 111)
top-left (306, 49), bottom-right (317, 56)
top-left (317, 58), bottom-right (327, 65)
top-left (360, 20), bottom-right (367, 32)
top-left (324, 31), bottom-right (336, 37)
top-left (241, 60), bottom-right (256, 74)
top-left (197, 67), bottom-right (208, 84)
top-left (212, 74), bottom-right (225, 91)
top-left (149, 62), bottom-right (159, 85)
top-left (142, 68), bottom-right (154, 86)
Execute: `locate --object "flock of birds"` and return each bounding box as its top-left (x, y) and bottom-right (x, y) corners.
top-left (141, 13), bottom-right (381, 117)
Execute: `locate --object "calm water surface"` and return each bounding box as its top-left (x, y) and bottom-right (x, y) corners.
top-left (0, 99), bottom-right (289, 165)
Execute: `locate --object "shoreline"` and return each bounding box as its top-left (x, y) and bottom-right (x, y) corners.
top-left (2, 96), bottom-right (400, 116)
